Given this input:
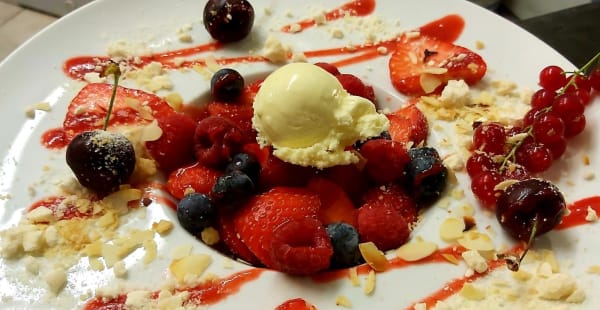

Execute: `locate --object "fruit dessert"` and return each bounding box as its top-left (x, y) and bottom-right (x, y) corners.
top-left (1, 0), bottom-right (600, 309)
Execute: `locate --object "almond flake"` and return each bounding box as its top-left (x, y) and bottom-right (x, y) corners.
top-left (419, 73), bottom-right (442, 94)
top-left (335, 295), bottom-right (352, 307)
top-left (396, 240), bottom-right (437, 262)
top-left (439, 217), bottom-right (465, 242)
top-left (493, 179), bottom-right (519, 191)
top-left (457, 231), bottom-right (495, 251)
top-left (421, 67), bottom-right (448, 75)
top-left (358, 242), bottom-right (388, 271)
top-left (169, 254), bottom-right (212, 283)
top-left (363, 269), bottom-right (376, 295)
top-left (348, 267), bottom-right (360, 286)
top-left (441, 253), bottom-right (460, 265)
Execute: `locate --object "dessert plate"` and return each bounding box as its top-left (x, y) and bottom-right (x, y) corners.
top-left (0, 0), bottom-right (599, 309)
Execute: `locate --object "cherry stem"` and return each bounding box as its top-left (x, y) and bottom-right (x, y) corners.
top-left (502, 214), bottom-right (538, 272)
top-left (558, 51), bottom-right (600, 95)
top-left (102, 61), bottom-right (122, 131)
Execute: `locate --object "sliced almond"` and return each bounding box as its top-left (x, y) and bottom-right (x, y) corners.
top-left (457, 231), bottom-right (495, 251)
top-left (441, 253), bottom-right (460, 265)
top-left (419, 73), bottom-right (442, 94)
top-left (363, 269), bottom-right (376, 295)
top-left (348, 267), bottom-right (360, 286)
top-left (396, 240), bottom-right (438, 262)
top-left (493, 179), bottom-right (519, 191)
top-left (140, 119), bottom-right (163, 142)
top-left (358, 242), bottom-right (388, 272)
top-left (439, 217), bottom-right (465, 242)
top-left (335, 295), bottom-right (352, 307)
top-left (421, 67), bottom-right (448, 75)
top-left (169, 253), bottom-right (212, 283)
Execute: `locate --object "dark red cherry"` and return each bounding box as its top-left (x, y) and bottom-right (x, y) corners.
top-left (203, 0), bottom-right (254, 43)
top-left (66, 130), bottom-right (136, 195)
top-left (496, 178), bottom-right (566, 241)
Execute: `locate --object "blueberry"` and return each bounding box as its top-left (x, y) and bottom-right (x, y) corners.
top-left (225, 153), bottom-right (260, 183)
top-left (353, 130), bottom-right (391, 150)
top-left (406, 147), bottom-right (448, 205)
top-left (326, 222), bottom-right (362, 268)
top-left (211, 170), bottom-right (255, 202)
top-left (210, 68), bottom-right (245, 102)
top-left (176, 193), bottom-right (216, 235)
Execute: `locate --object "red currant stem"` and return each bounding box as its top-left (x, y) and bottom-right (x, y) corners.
top-left (499, 127), bottom-right (533, 173)
top-left (558, 51), bottom-right (600, 95)
top-left (102, 62), bottom-right (122, 131)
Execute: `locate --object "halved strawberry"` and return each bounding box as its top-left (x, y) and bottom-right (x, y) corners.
top-left (321, 164), bottom-right (369, 203)
top-left (307, 177), bottom-right (357, 227)
top-left (145, 113), bottom-right (197, 173)
top-left (275, 298), bottom-right (317, 310)
top-left (63, 83), bottom-right (175, 142)
top-left (387, 104), bottom-right (428, 145)
top-left (233, 187), bottom-right (321, 267)
top-left (166, 162), bottom-right (222, 200)
top-left (216, 209), bottom-right (261, 266)
top-left (389, 35), bottom-right (486, 96)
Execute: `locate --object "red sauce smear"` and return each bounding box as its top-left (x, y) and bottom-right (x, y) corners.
top-left (63, 14), bottom-right (464, 81)
top-left (280, 0), bottom-right (375, 33)
top-left (83, 269), bottom-right (263, 309)
top-left (556, 196), bottom-right (600, 229)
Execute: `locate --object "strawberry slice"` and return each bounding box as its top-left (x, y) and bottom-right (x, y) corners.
top-left (166, 162), bottom-right (222, 200)
top-left (233, 187), bottom-right (321, 267)
top-left (145, 113), bottom-right (197, 173)
top-left (275, 298), bottom-right (317, 310)
top-left (306, 177), bottom-right (357, 227)
top-left (387, 104), bottom-right (429, 145)
top-left (216, 209), bottom-right (261, 266)
top-left (63, 83), bottom-right (175, 141)
top-left (389, 36), bottom-right (486, 96)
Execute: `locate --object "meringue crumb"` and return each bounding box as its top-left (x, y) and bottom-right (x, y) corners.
top-left (583, 154), bottom-right (590, 165)
top-left (25, 102), bottom-right (51, 118)
top-left (583, 172), bottom-right (595, 181)
top-left (587, 265), bottom-right (600, 274)
top-left (475, 40), bottom-right (485, 49)
top-left (201, 227), bottom-right (220, 245)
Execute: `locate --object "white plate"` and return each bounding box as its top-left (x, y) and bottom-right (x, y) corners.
top-left (1, 0), bottom-right (599, 309)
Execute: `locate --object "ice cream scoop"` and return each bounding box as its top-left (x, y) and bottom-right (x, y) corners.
top-left (252, 63), bottom-right (389, 169)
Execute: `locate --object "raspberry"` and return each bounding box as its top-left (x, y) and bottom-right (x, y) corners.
top-left (270, 217), bottom-right (333, 275)
top-left (194, 116), bottom-right (245, 167)
top-left (359, 139), bottom-right (410, 184)
top-left (361, 184), bottom-right (418, 225)
top-left (357, 201), bottom-right (410, 251)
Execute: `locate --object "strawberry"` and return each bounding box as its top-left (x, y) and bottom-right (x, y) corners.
top-left (233, 187), bottom-right (321, 268)
top-left (314, 62), bottom-right (340, 76)
top-left (216, 209), bottom-right (261, 265)
top-left (306, 177), bottom-right (357, 227)
top-left (359, 139), bottom-right (411, 184)
top-left (63, 83), bottom-right (175, 141)
top-left (145, 113), bottom-right (197, 173)
top-left (270, 217), bottom-right (333, 275)
top-left (166, 162), bottom-right (222, 200)
top-left (321, 164), bottom-right (368, 203)
top-left (336, 73), bottom-right (376, 103)
top-left (275, 298), bottom-right (317, 310)
top-left (389, 35), bottom-right (486, 96)
top-left (260, 154), bottom-right (316, 190)
top-left (361, 183), bottom-right (418, 226)
top-left (387, 104), bottom-right (428, 146)
top-left (357, 200), bottom-right (410, 251)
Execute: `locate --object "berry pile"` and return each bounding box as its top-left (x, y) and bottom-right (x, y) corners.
top-left (467, 53), bottom-right (600, 243)
top-left (161, 64), bottom-right (448, 275)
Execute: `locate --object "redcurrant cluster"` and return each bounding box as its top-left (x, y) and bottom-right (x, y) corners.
top-left (468, 58), bottom-right (600, 208)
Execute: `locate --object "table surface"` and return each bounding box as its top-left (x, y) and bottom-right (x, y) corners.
top-left (516, 2), bottom-right (599, 68)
